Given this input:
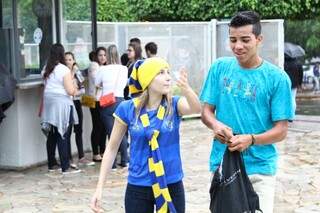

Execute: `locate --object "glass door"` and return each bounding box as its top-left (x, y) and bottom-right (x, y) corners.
top-left (16, 0), bottom-right (54, 80)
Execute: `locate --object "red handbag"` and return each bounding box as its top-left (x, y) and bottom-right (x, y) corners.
top-left (99, 71), bottom-right (120, 107)
top-left (99, 92), bottom-right (116, 107)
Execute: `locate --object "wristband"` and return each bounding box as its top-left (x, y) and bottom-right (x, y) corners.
top-left (250, 134), bottom-right (256, 146)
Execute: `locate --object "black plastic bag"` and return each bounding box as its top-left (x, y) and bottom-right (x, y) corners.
top-left (209, 149), bottom-right (262, 213)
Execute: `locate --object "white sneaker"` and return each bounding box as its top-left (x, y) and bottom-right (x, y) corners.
top-left (78, 157), bottom-right (95, 166)
top-left (70, 163), bottom-right (78, 169)
top-left (48, 165), bottom-right (61, 172)
top-left (62, 167), bottom-right (81, 175)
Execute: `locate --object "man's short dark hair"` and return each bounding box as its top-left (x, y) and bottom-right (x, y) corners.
top-left (229, 11), bottom-right (261, 37)
top-left (145, 42), bottom-right (158, 55)
top-left (89, 51), bottom-right (97, 62)
top-left (130, 37), bottom-right (141, 44)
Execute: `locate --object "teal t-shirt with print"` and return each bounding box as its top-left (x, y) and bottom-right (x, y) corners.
top-left (200, 57), bottom-right (294, 175)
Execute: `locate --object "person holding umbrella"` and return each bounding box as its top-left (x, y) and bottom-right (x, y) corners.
top-left (284, 54), bottom-right (304, 113)
top-left (284, 42), bottom-right (305, 59)
top-left (284, 42), bottom-right (305, 112)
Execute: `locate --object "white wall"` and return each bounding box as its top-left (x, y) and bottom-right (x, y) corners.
top-left (0, 87), bottom-right (93, 169)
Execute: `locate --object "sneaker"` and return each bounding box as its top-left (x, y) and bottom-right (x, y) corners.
top-left (111, 165), bottom-right (117, 171)
top-left (48, 165), bottom-right (61, 172)
top-left (62, 167), bottom-right (81, 175)
top-left (70, 163), bottom-right (78, 169)
top-left (78, 157), bottom-right (95, 166)
top-left (118, 163), bottom-right (128, 168)
top-left (93, 155), bottom-right (102, 162)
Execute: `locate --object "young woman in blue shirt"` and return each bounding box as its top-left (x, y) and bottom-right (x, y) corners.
top-left (91, 57), bottom-right (201, 213)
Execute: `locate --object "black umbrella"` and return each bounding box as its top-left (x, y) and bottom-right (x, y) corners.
top-left (284, 42), bottom-right (305, 58)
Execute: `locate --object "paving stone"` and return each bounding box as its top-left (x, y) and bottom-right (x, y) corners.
top-left (0, 118), bottom-right (319, 212)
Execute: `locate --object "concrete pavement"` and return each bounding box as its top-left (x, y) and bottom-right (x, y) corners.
top-left (0, 115), bottom-right (319, 212)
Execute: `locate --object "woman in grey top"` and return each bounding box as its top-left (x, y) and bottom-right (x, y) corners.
top-left (41, 43), bottom-right (80, 174)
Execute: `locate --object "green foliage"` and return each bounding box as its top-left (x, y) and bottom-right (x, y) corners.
top-left (63, 0), bottom-right (91, 21)
top-left (18, 0), bottom-right (320, 59)
top-left (285, 18), bottom-right (320, 59)
top-left (125, 0), bottom-right (320, 58)
top-left (97, 0), bottom-right (133, 21)
top-left (63, 0), bottom-right (132, 22)
top-left (126, 0), bottom-right (320, 21)
top-left (18, 0), bottom-right (37, 43)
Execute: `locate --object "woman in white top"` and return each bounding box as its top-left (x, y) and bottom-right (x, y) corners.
top-left (41, 43), bottom-right (80, 174)
top-left (65, 52), bottom-right (94, 167)
top-left (96, 44), bottom-right (129, 168)
top-left (88, 48), bottom-right (108, 162)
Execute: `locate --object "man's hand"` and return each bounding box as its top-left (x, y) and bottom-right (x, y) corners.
top-left (228, 134), bottom-right (252, 152)
top-left (213, 123), bottom-right (233, 144)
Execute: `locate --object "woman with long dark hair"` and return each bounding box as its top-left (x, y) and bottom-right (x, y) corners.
top-left (88, 47), bottom-right (108, 162)
top-left (123, 42), bottom-right (143, 100)
top-left (96, 44), bottom-right (128, 168)
top-left (41, 43), bottom-right (80, 174)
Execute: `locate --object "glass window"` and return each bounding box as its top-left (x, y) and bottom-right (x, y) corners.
top-left (2, 0), bottom-right (13, 28)
top-left (61, 0), bottom-right (91, 69)
top-left (0, 0), bottom-right (13, 75)
top-left (17, 0), bottom-right (53, 79)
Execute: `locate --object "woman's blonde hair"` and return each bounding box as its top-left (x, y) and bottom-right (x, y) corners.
top-left (107, 44), bottom-right (120, 65)
top-left (134, 90), bottom-right (173, 121)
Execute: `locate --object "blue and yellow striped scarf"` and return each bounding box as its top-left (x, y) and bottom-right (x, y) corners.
top-left (133, 98), bottom-right (177, 213)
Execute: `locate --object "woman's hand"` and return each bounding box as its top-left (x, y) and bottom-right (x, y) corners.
top-left (176, 67), bottom-right (191, 94)
top-left (90, 189), bottom-right (103, 213)
top-left (176, 67), bottom-right (201, 115)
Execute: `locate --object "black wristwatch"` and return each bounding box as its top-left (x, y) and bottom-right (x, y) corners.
top-left (250, 134), bottom-right (256, 146)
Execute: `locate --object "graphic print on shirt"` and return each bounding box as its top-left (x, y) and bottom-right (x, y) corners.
top-left (129, 115), bottom-right (175, 136)
top-left (222, 77), bottom-right (258, 102)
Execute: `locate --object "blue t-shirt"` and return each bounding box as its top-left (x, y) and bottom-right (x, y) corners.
top-left (200, 57), bottom-right (294, 175)
top-left (114, 96), bottom-right (183, 186)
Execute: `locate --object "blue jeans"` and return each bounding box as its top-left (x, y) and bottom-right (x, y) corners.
top-left (125, 181), bottom-right (185, 213)
top-left (100, 97), bottom-right (128, 166)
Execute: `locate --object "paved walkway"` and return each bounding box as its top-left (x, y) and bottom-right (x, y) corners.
top-left (0, 115), bottom-right (319, 212)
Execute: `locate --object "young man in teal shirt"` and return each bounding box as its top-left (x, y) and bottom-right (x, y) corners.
top-left (200, 11), bottom-right (294, 213)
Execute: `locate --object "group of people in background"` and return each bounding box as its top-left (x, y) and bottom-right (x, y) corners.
top-left (40, 37), bottom-right (159, 174)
